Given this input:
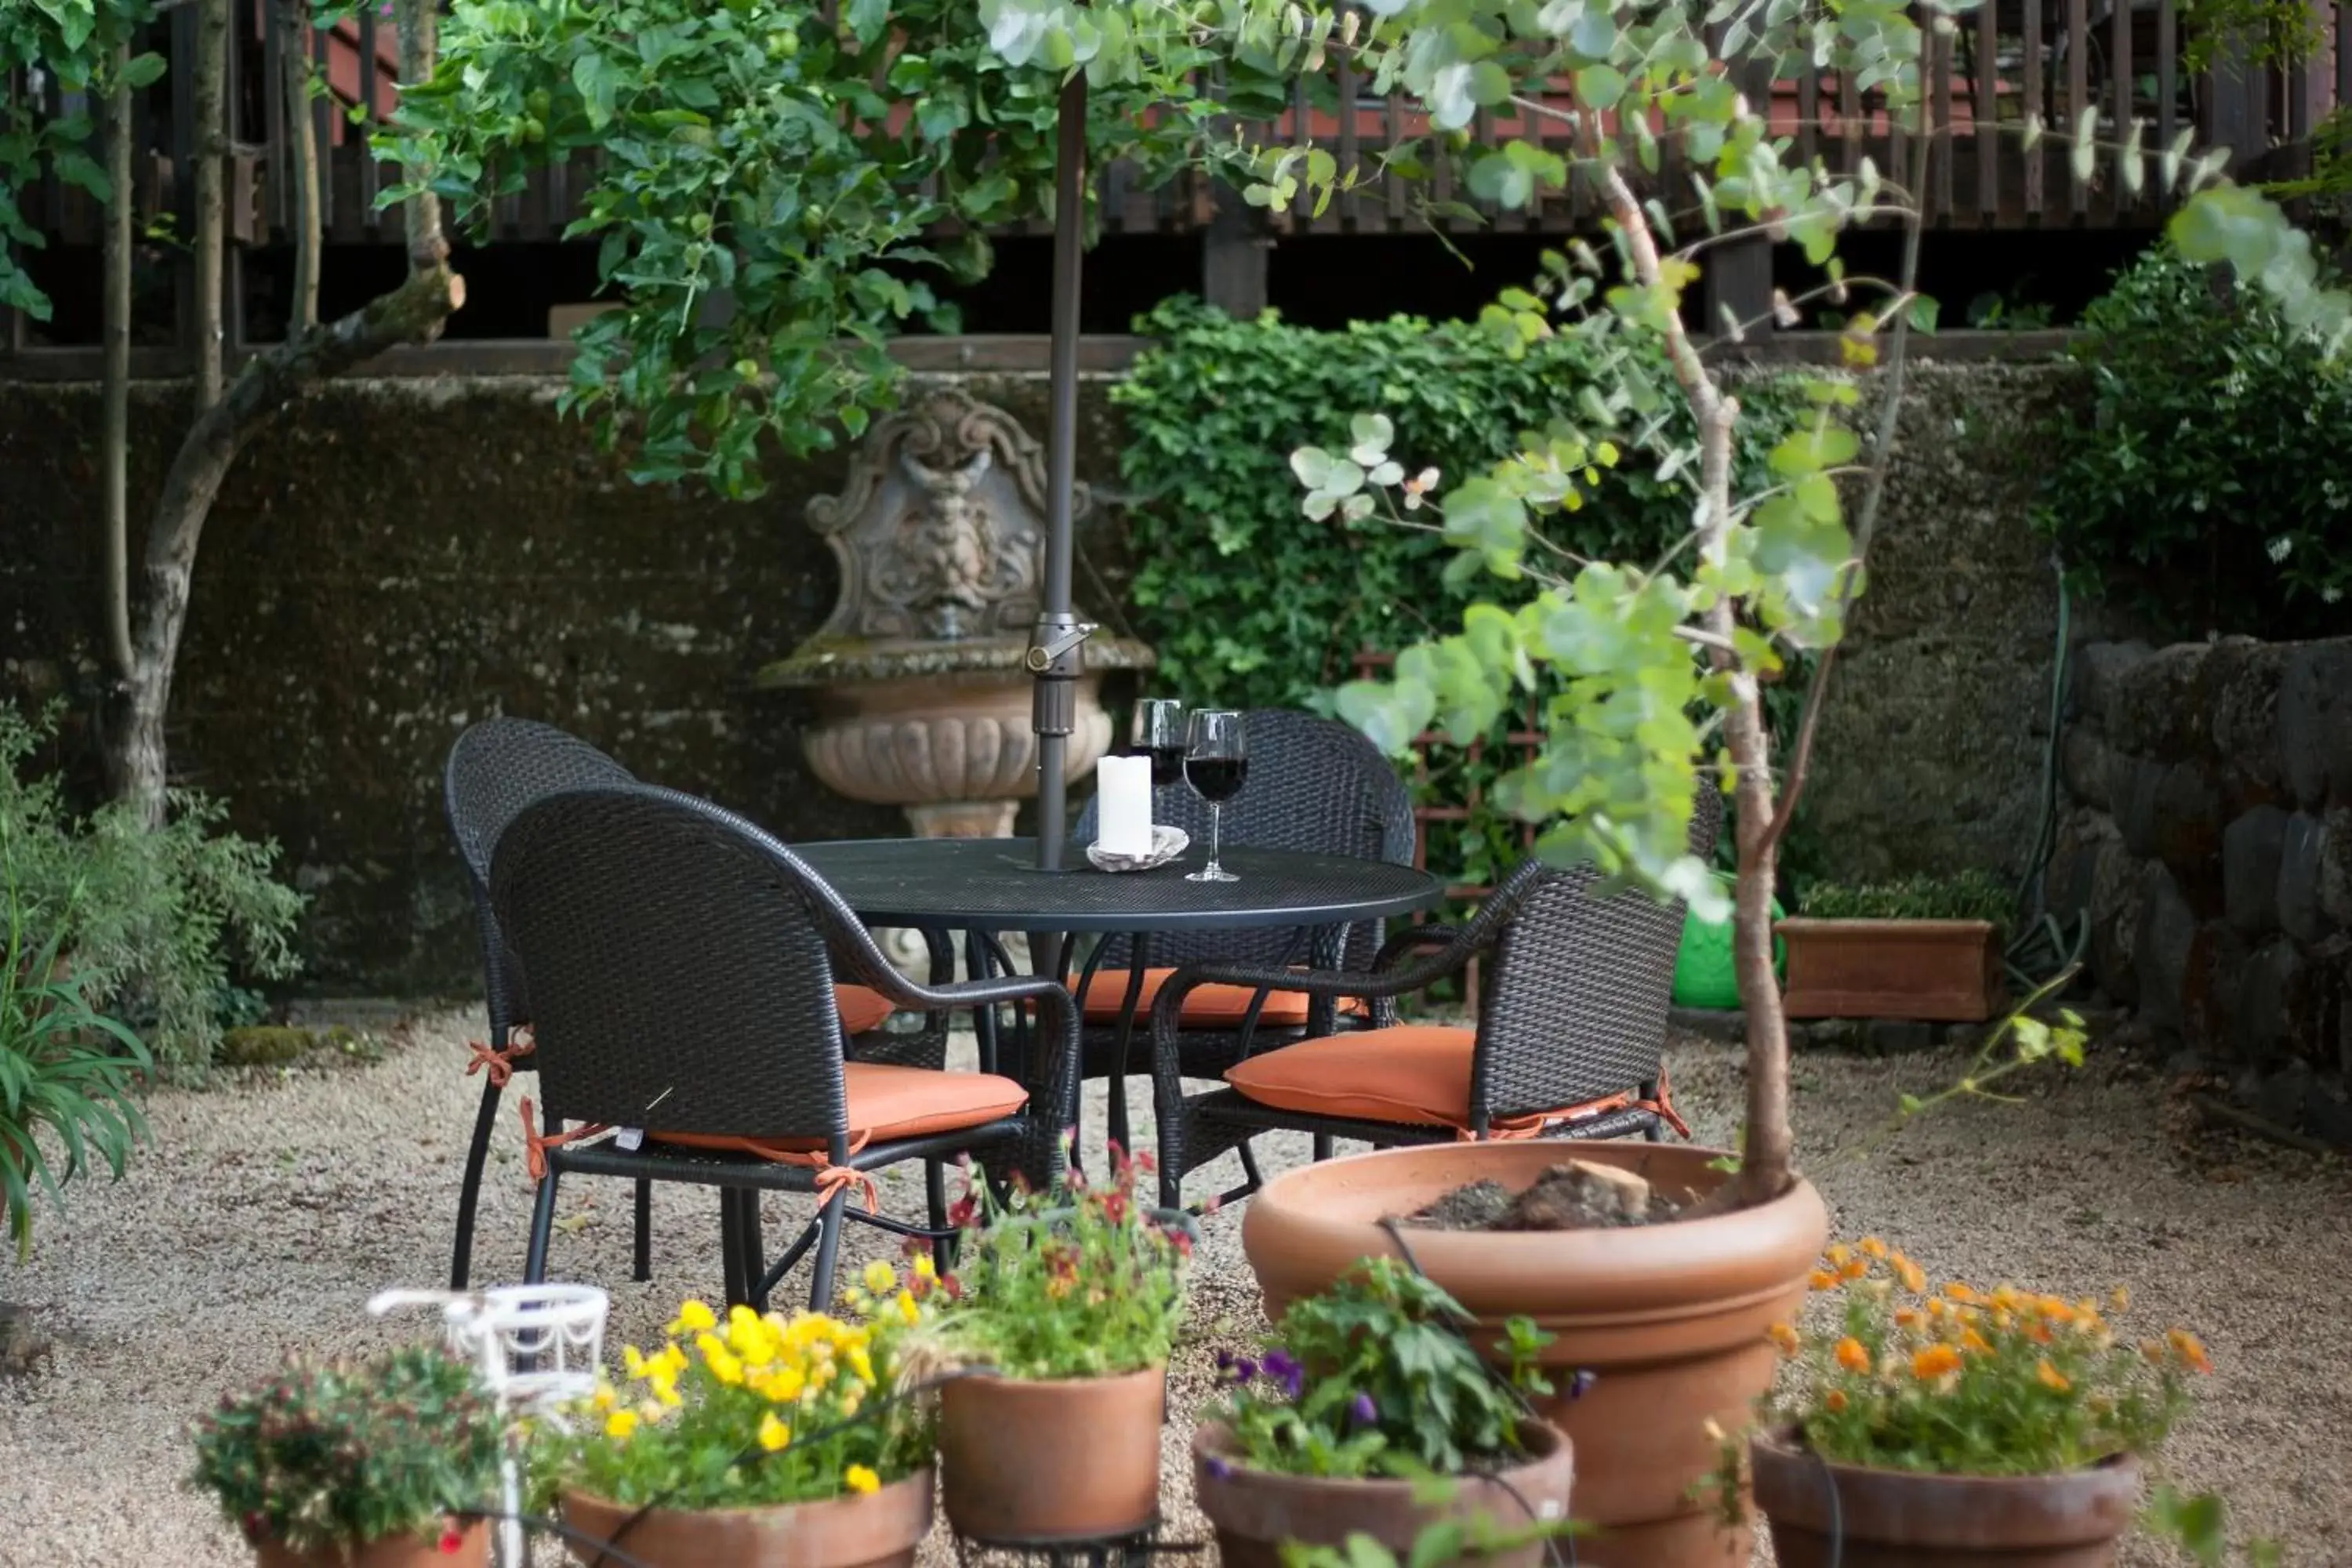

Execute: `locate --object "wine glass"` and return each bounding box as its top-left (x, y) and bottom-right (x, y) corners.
top-left (1132, 699), bottom-right (1188, 810)
top-left (1182, 710), bottom-right (1247, 884)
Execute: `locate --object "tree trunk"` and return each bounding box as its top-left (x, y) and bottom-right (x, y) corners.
top-left (279, 0), bottom-right (321, 330)
top-left (100, 54), bottom-right (135, 688)
top-left (103, 0), bottom-right (462, 828)
top-left (191, 0), bottom-right (228, 407)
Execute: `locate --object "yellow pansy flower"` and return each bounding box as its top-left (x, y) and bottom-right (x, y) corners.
top-left (759, 1412), bottom-right (792, 1452)
top-left (591, 1385), bottom-right (618, 1410)
top-left (848, 1346), bottom-right (876, 1385)
top-left (863, 1260), bottom-right (898, 1295)
top-left (605, 1410), bottom-right (640, 1440)
top-left (913, 1253), bottom-right (938, 1280)
top-left (896, 1289), bottom-right (921, 1326)
top-left (670, 1298), bottom-right (718, 1335)
top-left (845, 1465), bottom-right (881, 1495)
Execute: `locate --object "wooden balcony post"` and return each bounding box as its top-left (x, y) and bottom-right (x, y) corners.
top-left (1201, 183), bottom-right (1269, 318)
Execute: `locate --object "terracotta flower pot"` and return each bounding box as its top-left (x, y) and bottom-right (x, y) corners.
top-left (255, 1523), bottom-right (488, 1568)
top-left (1750, 1432), bottom-right (2142, 1567)
top-left (560, 1468), bottom-right (934, 1568)
top-left (1775, 917), bottom-right (2005, 1022)
top-left (938, 1366), bottom-right (1165, 1543)
top-left (1242, 1142), bottom-right (1827, 1568)
top-left (1191, 1417), bottom-right (1575, 1568)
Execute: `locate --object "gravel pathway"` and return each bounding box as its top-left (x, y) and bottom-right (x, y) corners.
top-left (2, 1007), bottom-right (2344, 1566)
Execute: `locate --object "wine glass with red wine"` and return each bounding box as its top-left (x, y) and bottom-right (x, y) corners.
top-left (1182, 710), bottom-right (1247, 884)
top-left (1132, 699), bottom-right (1187, 809)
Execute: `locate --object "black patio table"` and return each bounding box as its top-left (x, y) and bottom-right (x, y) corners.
top-left (796, 836), bottom-right (1443, 1149)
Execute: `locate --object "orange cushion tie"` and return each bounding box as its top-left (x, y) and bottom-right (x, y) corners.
top-left (465, 1025), bottom-right (538, 1089)
top-left (517, 1096), bottom-right (612, 1182)
top-left (649, 1130), bottom-right (882, 1212)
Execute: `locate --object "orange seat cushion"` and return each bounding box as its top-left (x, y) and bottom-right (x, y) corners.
top-left (655, 1062), bottom-right (1029, 1156)
top-left (834, 984), bottom-right (895, 1036)
top-left (1079, 967), bottom-right (1365, 1028)
top-left (1222, 1025), bottom-right (1483, 1128)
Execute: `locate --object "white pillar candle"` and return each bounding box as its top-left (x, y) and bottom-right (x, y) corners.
top-left (1095, 755), bottom-right (1154, 857)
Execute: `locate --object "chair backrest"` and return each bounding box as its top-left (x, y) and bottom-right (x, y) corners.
top-left (488, 784), bottom-right (884, 1146)
top-left (1078, 709), bottom-right (1416, 970)
top-left (1469, 779), bottom-right (1725, 1124)
top-left (444, 719), bottom-right (637, 1033)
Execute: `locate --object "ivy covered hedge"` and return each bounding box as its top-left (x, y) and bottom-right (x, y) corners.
top-left (2034, 246), bottom-right (2352, 638)
top-left (1113, 299), bottom-right (1806, 888)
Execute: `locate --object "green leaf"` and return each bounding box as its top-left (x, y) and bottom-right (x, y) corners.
top-left (121, 52), bottom-right (167, 90)
top-left (1907, 294), bottom-right (1940, 333)
top-left (1574, 64), bottom-right (1625, 110)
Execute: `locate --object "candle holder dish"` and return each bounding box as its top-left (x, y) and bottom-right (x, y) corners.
top-left (1087, 825), bottom-right (1189, 873)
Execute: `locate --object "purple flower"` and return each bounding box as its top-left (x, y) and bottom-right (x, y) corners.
top-left (1205, 1455), bottom-right (1235, 1481)
top-left (1215, 1349), bottom-right (1259, 1386)
top-left (1567, 1369), bottom-right (1597, 1401)
top-left (1348, 1392), bottom-right (1377, 1427)
top-left (1261, 1349), bottom-right (1305, 1400)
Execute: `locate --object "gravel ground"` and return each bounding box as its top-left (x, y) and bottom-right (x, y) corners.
top-left (2, 1007), bottom-right (2347, 1566)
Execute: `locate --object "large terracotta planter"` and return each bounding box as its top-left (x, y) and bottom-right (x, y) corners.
top-left (255, 1523), bottom-right (488, 1568)
top-left (1776, 917), bottom-right (2005, 1022)
top-left (939, 1366), bottom-right (1165, 1542)
top-left (1751, 1433), bottom-right (2141, 1567)
top-left (1192, 1417), bottom-right (1574, 1568)
top-left (1242, 1142), bottom-right (1827, 1568)
top-left (561, 1468), bottom-right (934, 1568)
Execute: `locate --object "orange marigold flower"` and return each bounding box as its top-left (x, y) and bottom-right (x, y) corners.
top-left (1768, 1323), bottom-right (1802, 1359)
top-left (2141, 1338), bottom-right (2168, 1364)
top-left (2039, 1297), bottom-right (2075, 1323)
top-left (1835, 1337), bottom-right (1872, 1373)
top-left (1893, 1308), bottom-right (1923, 1331)
top-left (2027, 1322), bottom-right (2055, 1345)
top-left (1926, 1298), bottom-right (1949, 1321)
top-left (1860, 1237), bottom-right (1889, 1260)
top-left (2169, 1329), bottom-right (2214, 1374)
top-left (1911, 1345), bottom-right (1962, 1381)
top-left (1826, 1243), bottom-right (1854, 1268)
top-left (1809, 1269), bottom-right (1839, 1292)
top-left (1893, 1256), bottom-right (1928, 1294)
top-left (1839, 1257), bottom-right (1870, 1281)
top-left (1944, 1283), bottom-right (1980, 1305)
top-left (1961, 1327), bottom-right (1993, 1356)
top-left (2036, 1357), bottom-right (2071, 1392)
top-left (1824, 1388), bottom-right (1849, 1414)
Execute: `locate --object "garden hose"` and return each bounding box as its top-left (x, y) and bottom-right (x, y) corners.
top-left (2002, 554), bottom-right (2091, 991)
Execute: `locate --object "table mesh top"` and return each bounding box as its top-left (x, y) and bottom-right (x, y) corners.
top-left (795, 837), bottom-right (1442, 932)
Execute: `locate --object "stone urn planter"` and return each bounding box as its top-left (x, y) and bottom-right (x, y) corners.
top-left (1242, 1142), bottom-right (1827, 1568)
top-left (1775, 918), bottom-right (2005, 1022)
top-left (1749, 1432), bottom-right (2141, 1568)
top-left (938, 1367), bottom-right (1167, 1543)
top-left (757, 389), bottom-right (1152, 840)
top-left (561, 1471), bottom-right (935, 1568)
top-left (1191, 1418), bottom-right (1573, 1568)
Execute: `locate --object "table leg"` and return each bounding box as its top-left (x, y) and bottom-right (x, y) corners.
top-left (964, 929), bottom-right (1000, 1076)
top-left (1104, 931), bottom-right (1152, 1160)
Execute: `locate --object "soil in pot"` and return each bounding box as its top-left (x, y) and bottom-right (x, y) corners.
top-left (938, 1366), bottom-right (1165, 1543)
top-left (255, 1523), bottom-right (488, 1568)
top-left (1750, 1433), bottom-right (2141, 1568)
top-left (560, 1469), bottom-right (935, 1568)
top-left (1192, 1417), bottom-right (1573, 1568)
top-left (1243, 1142), bottom-right (1827, 1568)
top-left (1410, 1160), bottom-right (1683, 1231)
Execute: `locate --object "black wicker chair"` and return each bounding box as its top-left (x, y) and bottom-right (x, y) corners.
top-left (1066, 710), bottom-right (1416, 1154)
top-left (442, 718), bottom-right (946, 1290)
top-left (1147, 783), bottom-right (1722, 1211)
top-left (488, 783), bottom-right (1078, 1309)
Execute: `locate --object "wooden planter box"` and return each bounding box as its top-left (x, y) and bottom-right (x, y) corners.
top-left (1774, 919), bottom-right (2005, 1022)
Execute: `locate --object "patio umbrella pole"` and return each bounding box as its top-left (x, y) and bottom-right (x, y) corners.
top-left (1027, 69), bottom-right (1091, 875)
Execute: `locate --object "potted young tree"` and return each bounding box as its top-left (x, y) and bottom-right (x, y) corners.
top-left (1746, 1240), bottom-right (2213, 1566)
top-left (1192, 1259), bottom-right (1573, 1568)
top-left (1777, 872), bottom-right (2014, 1023)
top-left (539, 1281), bottom-right (941, 1568)
top-left (191, 1345), bottom-right (500, 1568)
top-left (931, 1145), bottom-right (1189, 1543)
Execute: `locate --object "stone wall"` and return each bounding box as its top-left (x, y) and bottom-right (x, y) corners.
top-left (2051, 637), bottom-right (2352, 1123)
top-left (2, 353), bottom-right (2078, 992)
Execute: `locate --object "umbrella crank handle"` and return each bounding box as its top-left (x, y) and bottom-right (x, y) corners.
top-left (1025, 616), bottom-right (1095, 737)
top-left (1024, 619), bottom-right (1094, 672)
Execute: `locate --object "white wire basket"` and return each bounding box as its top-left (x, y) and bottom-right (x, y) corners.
top-left (371, 1284), bottom-right (608, 1414)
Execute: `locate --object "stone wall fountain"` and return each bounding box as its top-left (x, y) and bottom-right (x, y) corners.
top-left (758, 389), bottom-right (1152, 840)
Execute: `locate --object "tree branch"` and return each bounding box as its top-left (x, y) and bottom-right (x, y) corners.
top-left (100, 50), bottom-right (135, 684)
top-left (281, 0), bottom-right (321, 330)
top-left (192, 0), bottom-right (227, 406)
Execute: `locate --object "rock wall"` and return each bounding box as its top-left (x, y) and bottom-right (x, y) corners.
top-left (3, 354), bottom-right (2078, 991)
top-left (2052, 637), bottom-right (2352, 1117)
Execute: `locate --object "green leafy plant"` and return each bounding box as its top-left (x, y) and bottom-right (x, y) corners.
top-left (1766, 1241), bottom-right (2207, 1475)
top-left (533, 1284), bottom-right (938, 1510)
top-left (935, 1143), bottom-right (1189, 1378)
top-left (1796, 869), bottom-right (2016, 928)
top-left (2143, 1486), bottom-right (2283, 1567)
top-left (1211, 1259), bottom-right (1554, 1479)
top-left (190, 1343), bottom-right (501, 1554)
top-left (1, 823), bottom-right (150, 1261)
top-left (1278, 1504), bottom-right (1584, 1568)
top-left (0, 703), bottom-right (303, 1074)
top-left (2034, 245), bottom-right (2352, 638)
top-left (2178, 0), bottom-right (2326, 75)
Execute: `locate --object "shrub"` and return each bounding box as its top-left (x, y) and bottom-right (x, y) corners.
top-left (0, 703), bottom-right (303, 1073)
top-left (1115, 299), bottom-right (1811, 894)
top-left (2034, 246), bottom-right (2352, 638)
top-left (190, 1343), bottom-right (501, 1553)
top-left (1796, 869), bottom-right (2016, 929)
